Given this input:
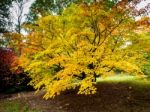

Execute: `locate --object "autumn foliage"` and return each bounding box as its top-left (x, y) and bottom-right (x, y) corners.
top-left (0, 48), bottom-right (17, 90)
top-left (0, 47), bottom-right (30, 92)
top-left (17, 0), bottom-right (150, 99)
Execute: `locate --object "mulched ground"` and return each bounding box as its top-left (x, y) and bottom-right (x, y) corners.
top-left (1, 82), bottom-right (150, 112)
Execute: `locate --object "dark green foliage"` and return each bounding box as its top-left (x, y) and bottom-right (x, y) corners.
top-left (142, 61), bottom-right (150, 76)
top-left (0, 0), bottom-right (13, 33)
top-left (142, 53), bottom-right (150, 76)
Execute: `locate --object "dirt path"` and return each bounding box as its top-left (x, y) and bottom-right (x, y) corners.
top-left (1, 83), bottom-right (150, 112)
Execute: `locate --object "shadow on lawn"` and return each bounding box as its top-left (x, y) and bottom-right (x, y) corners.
top-left (1, 76), bottom-right (150, 112)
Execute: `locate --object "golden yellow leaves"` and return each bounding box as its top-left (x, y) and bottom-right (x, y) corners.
top-left (18, 2), bottom-right (149, 99)
top-left (78, 77), bottom-right (97, 95)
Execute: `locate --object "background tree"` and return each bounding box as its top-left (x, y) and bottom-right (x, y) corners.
top-left (0, 0), bottom-right (28, 49)
top-left (0, 0), bottom-right (14, 47)
top-left (0, 0), bottom-right (32, 92)
top-left (11, 0), bottom-right (29, 34)
top-left (0, 0), bottom-right (14, 33)
top-left (136, 18), bottom-right (150, 76)
top-left (2, 0), bottom-right (29, 55)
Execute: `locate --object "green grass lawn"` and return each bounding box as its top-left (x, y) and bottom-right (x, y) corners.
top-left (96, 74), bottom-right (150, 93)
top-left (97, 74), bottom-right (149, 84)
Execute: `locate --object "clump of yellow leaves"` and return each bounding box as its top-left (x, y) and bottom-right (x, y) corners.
top-left (20, 2), bottom-right (148, 99)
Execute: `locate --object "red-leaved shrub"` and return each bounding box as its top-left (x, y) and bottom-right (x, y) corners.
top-left (0, 47), bottom-right (31, 92)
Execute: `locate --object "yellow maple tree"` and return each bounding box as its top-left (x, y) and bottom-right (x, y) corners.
top-left (19, 1), bottom-right (149, 99)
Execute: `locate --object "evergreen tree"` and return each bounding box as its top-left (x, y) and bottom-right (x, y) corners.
top-left (0, 0), bottom-right (13, 33)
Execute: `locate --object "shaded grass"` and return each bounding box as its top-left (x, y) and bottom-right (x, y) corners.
top-left (1, 75), bottom-right (150, 112)
top-left (0, 100), bottom-right (39, 112)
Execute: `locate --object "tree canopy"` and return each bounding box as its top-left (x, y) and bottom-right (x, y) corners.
top-left (26, 0), bottom-right (119, 23)
top-left (18, 0), bottom-right (150, 99)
